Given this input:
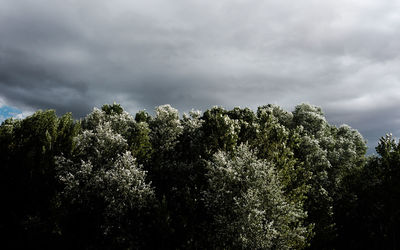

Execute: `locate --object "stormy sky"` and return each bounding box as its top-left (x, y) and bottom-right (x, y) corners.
top-left (1, 0), bottom-right (400, 152)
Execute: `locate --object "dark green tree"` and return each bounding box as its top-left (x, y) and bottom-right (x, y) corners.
top-left (200, 106), bottom-right (239, 158)
top-left (0, 111), bottom-right (80, 249)
top-left (334, 134), bottom-right (400, 249)
top-left (0, 102), bottom-right (376, 249)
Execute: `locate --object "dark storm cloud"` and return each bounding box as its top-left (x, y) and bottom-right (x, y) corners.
top-left (0, 48), bottom-right (91, 116)
top-left (1, 0), bottom-right (400, 151)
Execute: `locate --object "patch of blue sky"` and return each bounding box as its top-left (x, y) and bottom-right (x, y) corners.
top-left (0, 105), bottom-right (23, 123)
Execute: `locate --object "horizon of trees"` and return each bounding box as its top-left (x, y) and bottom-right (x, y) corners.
top-left (0, 103), bottom-right (399, 249)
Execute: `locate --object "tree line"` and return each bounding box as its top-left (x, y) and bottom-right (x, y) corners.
top-left (0, 103), bottom-right (399, 249)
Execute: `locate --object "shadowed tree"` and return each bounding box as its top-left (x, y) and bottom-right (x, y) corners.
top-left (334, 134), bottom-right (399, 249)
top-left (0, 111), bottom-right (80, 249)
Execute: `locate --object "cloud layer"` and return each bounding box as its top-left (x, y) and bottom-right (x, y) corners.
top-left (1, 0), bottom-right (400, 151)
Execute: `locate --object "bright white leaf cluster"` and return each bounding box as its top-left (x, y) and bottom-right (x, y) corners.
top-left (150, 104), bottom-right (183, 152)
top-left (82, 106), bottom-right (135, 137)
top-left (204, 144), bottom-right (308, 249)
top-left (56, 108), bottom-right (154, 236)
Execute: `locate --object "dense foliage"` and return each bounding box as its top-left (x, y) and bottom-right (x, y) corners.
top-left (0, 103), bottom-right (398, 249)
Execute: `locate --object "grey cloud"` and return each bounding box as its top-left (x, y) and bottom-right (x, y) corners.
top-left (1, 0), bottom-right (400, 151)
top-left (0, 48), bottom-right (91, 116)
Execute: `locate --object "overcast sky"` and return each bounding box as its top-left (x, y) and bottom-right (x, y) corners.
top-left (1, 0), bottom-right (400, 152)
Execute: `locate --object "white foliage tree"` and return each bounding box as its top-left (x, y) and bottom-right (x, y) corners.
top-left (292, 103), bottom-right (367, 248)
top-left (82, 103), bottom-right (135, 137)
top-left (55, 107), bottom-right (154, 248)
top-left (204, 144), bottom-right (309, 249)
top-left (150, 104), bottom-right (183, 153)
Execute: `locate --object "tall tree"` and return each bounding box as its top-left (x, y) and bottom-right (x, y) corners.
top-left (0, 111), bottom-right (80, 249)
top-left (55, 106), bottom-right (156, 249)
top-left (203, 144), bottom-right (309, 249)
top-left (334, 134), bottom-right (400, 249)
top-left (292, 103), bottom-right (367, 249)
